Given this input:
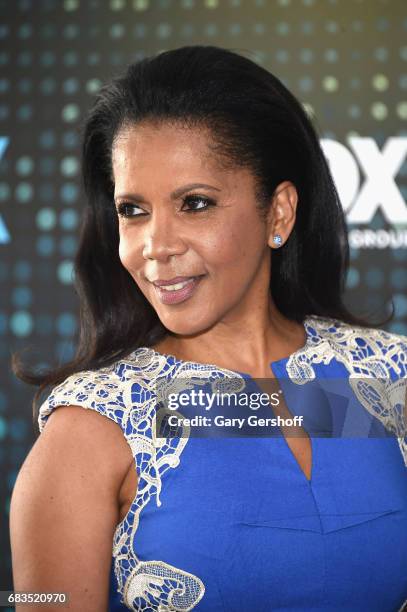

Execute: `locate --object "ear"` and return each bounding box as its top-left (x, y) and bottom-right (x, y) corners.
top-left (266, 181), bottom-right (298, 249)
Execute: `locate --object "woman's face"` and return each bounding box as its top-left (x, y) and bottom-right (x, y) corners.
top-left (112, 122), bottom-right (289, 336)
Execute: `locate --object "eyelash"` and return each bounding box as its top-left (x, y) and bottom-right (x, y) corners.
top-left (116, 195), bottom-right (216, 218)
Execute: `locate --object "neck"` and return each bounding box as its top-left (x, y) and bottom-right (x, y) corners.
top-left (153, 298), bottom-right (307, 376)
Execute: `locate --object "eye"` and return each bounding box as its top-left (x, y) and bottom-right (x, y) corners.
top-left (116, 202), bottom-right (145, 218)
top-left (115, 195), bottom-right (216, 219)
top-left (181, 195), bottom-right (216, 213)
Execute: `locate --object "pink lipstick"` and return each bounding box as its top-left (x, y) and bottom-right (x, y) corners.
top-left (152, 275), bottom-right (205, 305)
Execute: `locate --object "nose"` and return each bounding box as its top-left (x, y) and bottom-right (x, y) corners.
top-left (142, 208), bottom-right (187, 261)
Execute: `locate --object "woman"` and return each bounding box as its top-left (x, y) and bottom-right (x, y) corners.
top-left (10, 45), bottom-right (407, 611)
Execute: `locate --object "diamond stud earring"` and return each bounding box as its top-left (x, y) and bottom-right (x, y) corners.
top-left (272, 234), bottom-right (283, 247)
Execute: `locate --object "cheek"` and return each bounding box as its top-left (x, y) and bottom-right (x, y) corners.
top-left (202, 216), bottom-right (263, 270)
top-left (118, 232), bottom-right (140, 276)
top-left (118, 236), bottom-right (130, 270)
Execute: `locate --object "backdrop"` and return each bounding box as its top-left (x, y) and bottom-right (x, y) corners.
top-left (1, 0), bottom-right (407, 600)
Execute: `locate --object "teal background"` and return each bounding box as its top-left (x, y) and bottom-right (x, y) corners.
top-left (1, 0), bottom-right (406, 601)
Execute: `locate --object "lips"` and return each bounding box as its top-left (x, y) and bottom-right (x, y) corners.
top-left (152, 276), bottom-right (198, 287)
top-left (155, 277), bottom-right (204, 292)
top-left (153, 275), bottom-right (205, 305)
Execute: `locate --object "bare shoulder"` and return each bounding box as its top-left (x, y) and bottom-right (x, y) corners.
top-left (34, 404), bottom-right (134, 487)
top-left (10, 405), bottom-right (135, 611)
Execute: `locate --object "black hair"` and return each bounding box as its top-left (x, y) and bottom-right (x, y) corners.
top-left (10, 45), bottom-right (393, 425)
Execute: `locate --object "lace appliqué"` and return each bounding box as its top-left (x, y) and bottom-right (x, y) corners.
top-left (112, 353), bottom-right (248, 610)
top-left (123, 561), bottom-right (206, 611)
top-left (284, 316), bottom-right (407, 467)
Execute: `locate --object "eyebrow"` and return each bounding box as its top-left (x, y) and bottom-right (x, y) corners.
top-left (114, 182), bottom-right (221, 203)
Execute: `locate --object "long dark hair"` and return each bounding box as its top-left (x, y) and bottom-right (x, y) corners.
top-left (11, 45), bottom-right (393, 424)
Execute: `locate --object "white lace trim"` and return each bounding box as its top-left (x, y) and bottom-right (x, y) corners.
top-left (123, 561), bottom-right (206, 611)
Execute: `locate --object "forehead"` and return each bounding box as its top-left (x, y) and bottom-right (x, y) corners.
top-left (110, 121), bottom-right (257, 198)
top-left (111, 122), bottom-right (219, 176)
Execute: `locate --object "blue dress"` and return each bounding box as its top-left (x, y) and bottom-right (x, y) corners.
top-left (38, 315), bottom-right (407, 611)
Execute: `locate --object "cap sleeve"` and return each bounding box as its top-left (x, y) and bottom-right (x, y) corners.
top-left (347, 327), bottom-right (407, 467)
top-left (38, 368), bottom-right (126, 434)
top-left (381, 330), bottom-right (407, 427)
top-left (380, 330), bottom-right (407, 466)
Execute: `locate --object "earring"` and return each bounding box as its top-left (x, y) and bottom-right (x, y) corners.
top-left (272, 233), bottom-right (283, 247)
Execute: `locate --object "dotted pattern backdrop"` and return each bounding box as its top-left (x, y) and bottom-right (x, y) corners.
top-left (1, 0), bottom-right (407, 596)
